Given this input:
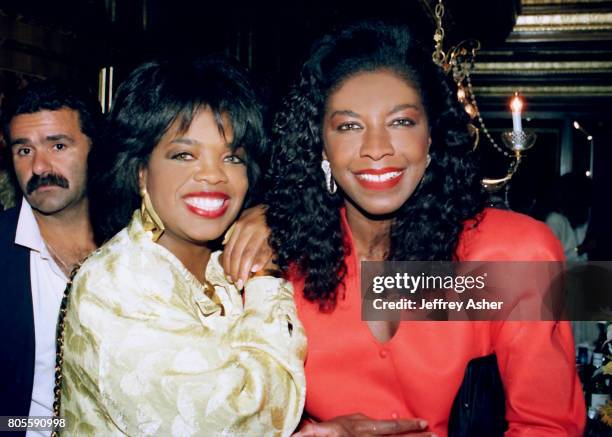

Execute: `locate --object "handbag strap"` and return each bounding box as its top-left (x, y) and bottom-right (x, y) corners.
top-left (51, 268), bottom-right (78, 437)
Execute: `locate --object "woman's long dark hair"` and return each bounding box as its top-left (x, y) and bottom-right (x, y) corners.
top-left (89, 56), bottom-right (266, 245)
top-left (266, 22), bottom-right (485, 309)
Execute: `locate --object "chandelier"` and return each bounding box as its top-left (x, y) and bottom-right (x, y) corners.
top-left (431, 0), bottom-right (536, 191)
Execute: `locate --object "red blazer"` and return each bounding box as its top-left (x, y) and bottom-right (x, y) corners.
top-left (294, 208), bottom-right (586, 437)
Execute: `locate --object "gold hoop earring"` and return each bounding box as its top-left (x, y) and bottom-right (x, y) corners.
top-left (140, 187), bottom-right (165, 242)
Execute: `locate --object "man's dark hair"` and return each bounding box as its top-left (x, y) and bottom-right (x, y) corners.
top-left (1, 79), bottom-right (103, 147)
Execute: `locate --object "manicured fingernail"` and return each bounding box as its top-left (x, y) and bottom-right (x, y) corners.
top-left (419, 420), bottom-right (428, 428)
top-left (226, 275), bottom-right (233, 283)
top-left (251, 264), bottom-right (261, 273)
top-left (236, 279), bottom-right (244, 290)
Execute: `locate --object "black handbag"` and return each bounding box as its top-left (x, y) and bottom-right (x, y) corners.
top-left (448, 354), bottom-right (508, 437)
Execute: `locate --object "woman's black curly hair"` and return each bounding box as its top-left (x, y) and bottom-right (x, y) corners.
top-left (266, 21), bottom-right (485, 310)
top-left (89, 56), bottom-right (266, 245)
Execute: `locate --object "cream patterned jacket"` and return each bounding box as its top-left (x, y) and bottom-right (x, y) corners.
top-left (60, 211), bottom-right (306, 436)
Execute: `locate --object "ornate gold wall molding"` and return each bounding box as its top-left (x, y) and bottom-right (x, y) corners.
top-left (514, 12), bottom-right (612, 32)
top-left (474, 61), bottom-right (612, 75)
top-left (522, 0), bottom-right (610, 5)
top-left (474, 84), bottom-right (612, 96)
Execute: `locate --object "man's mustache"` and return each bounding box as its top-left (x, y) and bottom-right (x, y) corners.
top-left (26, 173), bottom-right (70, 195)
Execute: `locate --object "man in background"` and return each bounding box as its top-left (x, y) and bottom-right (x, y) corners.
top-left (0, 80), bottom-right (101, 435)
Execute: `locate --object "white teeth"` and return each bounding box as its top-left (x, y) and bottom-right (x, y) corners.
top-left (185, 197), bottom-right (225, 211)
top-left (355, 171), bottom-right (402, 182)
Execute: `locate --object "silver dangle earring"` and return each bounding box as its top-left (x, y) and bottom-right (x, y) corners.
top-left (321, 159), bottom-right (337, 194)
top-left (426, 154), bottom-right (432, 168)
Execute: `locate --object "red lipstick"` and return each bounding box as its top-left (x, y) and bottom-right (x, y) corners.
top-left (353, 167), bottom-right (405, 190)
top-left (183, 192), bottom-right (230, 218)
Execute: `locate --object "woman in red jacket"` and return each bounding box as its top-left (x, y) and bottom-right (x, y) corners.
top-left (225, 21), bottom-right (585, 436)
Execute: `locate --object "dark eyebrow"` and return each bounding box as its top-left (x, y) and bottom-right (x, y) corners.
top-left (328, 109), bottom-right (360, 118)
top-left (10, 138), bottom-right (30, 147)
top-left (47, 134), bottom-right (75, 143)
top-left (388, 104), bottom-right (421, 115)
top-left (10, 134), bottom-right (76, 148)
top-left (170, 138), bottom-right (199, 146)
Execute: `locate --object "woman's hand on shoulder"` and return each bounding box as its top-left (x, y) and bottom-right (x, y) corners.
top-left (292, 414), bottom-right (436, 437)
top-left (221, 204), bottom-right (275, 289)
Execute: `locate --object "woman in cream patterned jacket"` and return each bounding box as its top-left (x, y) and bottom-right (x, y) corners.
top-left (57, 56), bottom-right (306, 437)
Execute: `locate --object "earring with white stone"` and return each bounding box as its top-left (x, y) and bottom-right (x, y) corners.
top-left (321, 159), bottom-right (337, 194)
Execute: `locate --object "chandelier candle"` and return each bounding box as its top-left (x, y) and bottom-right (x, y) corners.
top-left (511, 93), bottom-right (523, 134)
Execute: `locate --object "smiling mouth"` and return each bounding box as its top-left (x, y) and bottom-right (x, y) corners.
top-left (184, 194), bottom-right (229, 218)
top-left (354, 168), bottom-right (405, 190)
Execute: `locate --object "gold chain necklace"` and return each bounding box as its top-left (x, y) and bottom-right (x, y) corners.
top-left (45, 240), bottom-right (77, 277)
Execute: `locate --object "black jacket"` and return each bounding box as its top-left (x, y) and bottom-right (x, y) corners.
top-left (0, 206), bottom-right (35, 435)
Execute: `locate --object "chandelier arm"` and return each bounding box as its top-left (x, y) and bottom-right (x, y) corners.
top-left (481, 154), bottom-right (522, 189)
top-left (432, 0), bottom-right (448, 68)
